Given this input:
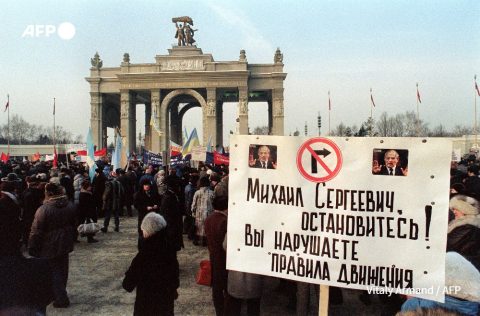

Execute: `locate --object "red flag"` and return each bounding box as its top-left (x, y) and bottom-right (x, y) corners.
top-left (1, 153), bottom-right (7, 163)
top-left (34, 152), bottom-right (40, 161)
top-left (328, 95), bottom-right (331, 111)
top-left (417, 88), bottom-right (421, 103)
top-left (370, 93), bottom-right (376, 107)
top-left (214, 151), bottom-right (229, 165)
top-left (77, 148), bottom-right (106, 156)
top-left (476, 82), bottom-right (480, 97)
top-left (53, 149), bottom-right (58, 167)
top-left (4, 101), bottom-right (8, 113)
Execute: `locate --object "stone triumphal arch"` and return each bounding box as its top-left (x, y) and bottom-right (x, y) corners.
top-left (86, 31), bottom-right (287, 157)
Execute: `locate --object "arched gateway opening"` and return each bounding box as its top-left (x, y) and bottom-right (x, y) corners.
top-left (86, 26), bottom-right (286, 161)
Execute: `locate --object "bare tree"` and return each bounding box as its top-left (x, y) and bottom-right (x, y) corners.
top-left (430, 124), bottom-right (450, 137)
top-left (376, 112), bottom-right (389, 137)
top-left (331, 122), bottom-right (348, 136)
top-left (452, 125), bottom-right (474, 137)
top-left (252, 125), bottom-right (269, 135)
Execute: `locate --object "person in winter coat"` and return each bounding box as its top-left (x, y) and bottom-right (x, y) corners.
top-left (123, 212), bottom-right (179, 316)
top-left (118, 169), bottom-right (135, 217)
top-left (100, 174), bottom-right (124, 233)
top-left (0, 221), bottom-right (55, 316)
top-left (447, 194), bottom-right (480, 270)
top-left (20, 176), bottom-right (45, 247)
top-left (78, 180), bottom-right (98, 243)
top-left (205, 196), bottom-right (228, 316)
top-left (73, 170), bottom-right (84, 205)
top-left (28, 183), bottom-right (77, 308)
top-left (160, 175), bottom-right (185, 252)
top-left (191, 176), bottom-right (215, 246)
top-left (133, 178), bottom-right (161, 247)
top-left (400, 252), bottom-right (480, 316)
top-left (0, 180), bottom-right (23, 261)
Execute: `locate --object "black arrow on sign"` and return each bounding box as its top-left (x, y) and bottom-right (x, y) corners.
top-left (311, 148), bottom-right (331, 174)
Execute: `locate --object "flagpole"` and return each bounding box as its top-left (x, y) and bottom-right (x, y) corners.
top-left (370, 88), bottom-right (373, 137)
top-left (53, 98), bottom-right (56, 155)
top-left (417, 83), bottom-right (420, 137)
top-left (7, 94), bottom-right (10, 156)
top-left (328, 91), bottom-right (331, 136)
top-left (475, 75), bottom-right (478, 151)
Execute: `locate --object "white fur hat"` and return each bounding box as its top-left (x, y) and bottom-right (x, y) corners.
top-left (449, 195), bottom-right (480, 216)
top-left (445, 252), bottom-right (480, 302)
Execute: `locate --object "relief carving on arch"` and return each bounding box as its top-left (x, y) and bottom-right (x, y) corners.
top-left (274, 99), bottom-right (284, 116)
top-left (91, 104), bottom-right (99, 119)
top-left (207, 100), bottom-right (216, 116)
top-left (238, 100), bottom-right (248, 115)
top-left (121, 101), bottom-right (129, 118)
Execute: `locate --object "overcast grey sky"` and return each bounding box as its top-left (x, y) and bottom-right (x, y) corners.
top-left (1, 0), bottom-right (478, 146)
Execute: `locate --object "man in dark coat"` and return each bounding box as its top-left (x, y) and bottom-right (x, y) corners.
top-left (205, 196), bottom-right (229, 316)
top-left (92, 166), bottom-right (107, 217)
top-left (0, 180), bottom-right (23, 261)
top-left (21, 176), bottom-right (45, 247)
top-left (118, 169), bottom-right (135, 216)
top-left (101, 174), bottom-right (124, 233)
top-left (160, 175), bottom-right (185, 252)
top-left (372, 149), bottom-right (407, 176)
top-left (1, 219), bottom-right (55, 315)
top-left (28, 183), bottom-right (77, 308)
top-left (464, 166), bottom-right (480, 198)
top-left (249, 145), bottom-right (275, 169)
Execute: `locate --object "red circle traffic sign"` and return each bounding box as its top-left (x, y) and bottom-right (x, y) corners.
top-left (296, 138), bottom-right (343, 183)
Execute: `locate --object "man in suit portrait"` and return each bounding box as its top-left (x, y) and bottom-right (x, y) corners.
top-left (373, 149), bottom-right (408, 176)
top-left (249, 145), bottom-right (276, 169)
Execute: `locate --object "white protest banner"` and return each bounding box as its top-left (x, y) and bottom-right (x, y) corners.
top-left (227, 135), bottom-right (451, 302)
top-left (451, 149), bottom-right (461, 162)
top-left (191, 146), bottom-right (207, 162)
top-left (65, 144), bottom-right (87, 153)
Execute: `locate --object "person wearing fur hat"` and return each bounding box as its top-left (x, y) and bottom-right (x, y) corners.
top-left (28, 183), bottom-right (77, 308)
top-left (134, 178), bottom-right (161, 247)
top-left (400, 252), bottom-right (480, 315)
top-left (122, 212), bottom-right (179, 316)
top-left (447, 194), bottom-right (480, 270)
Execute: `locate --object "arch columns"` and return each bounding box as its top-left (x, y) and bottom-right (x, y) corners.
top-left (237, 87), bottom-right (249, 135)
top-left (272, 87), bottom-right (285, 136)
top-left (120, 90), bottom-right (136, 154)
top-left (90, 91), bottom-right (105, 149)
top-left (205, 87), bottom-right (218, 149)
top-left (150, 90), bottom-right (162, 154)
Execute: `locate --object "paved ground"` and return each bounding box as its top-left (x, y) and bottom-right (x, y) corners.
top-left (37, 213), bottom-right (386, 316)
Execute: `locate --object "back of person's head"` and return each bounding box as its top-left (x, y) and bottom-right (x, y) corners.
top-left (467, 166), bottom-right (479, 175)
top-left (210, 172), bottom-right (221, 182)
top-left (212, 195), bottom-right (228, 211)
top-left (0, 181), bottom-right (16, 193)
top-left (140, 178), bottom-right (152, 187)
top-left (199, 176), bottom-right (210, 188)
top-left (45, 183), bottom-right (64, 197)
top-left (165, 175), bottom-right (180, 190)
top-left (141, 212), bottom-right (167, 238)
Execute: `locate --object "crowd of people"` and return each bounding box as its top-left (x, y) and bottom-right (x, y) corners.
top-left (0, 154), bottom-right (479, 315)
